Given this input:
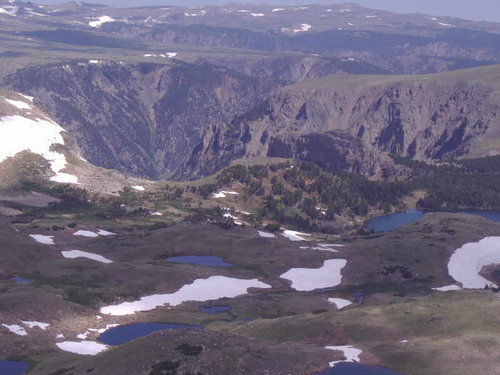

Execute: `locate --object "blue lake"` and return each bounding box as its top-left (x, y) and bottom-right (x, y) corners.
top-left (365, 209), bottom-right (500, 233)
top-left (0, 361), bottom-right (30, 375)
top-left (97, 323), bottom-right (201, 346)
top-left (200, 305), bottom-right (231, 314)
top-left (317, 363), bottom-right (402, 375)
top-left (463, 209), bottom-right (500, 222)
top-left (365, 209), bottom-right (425, 233)
top-left (165, 256), bottom-right (233, 267)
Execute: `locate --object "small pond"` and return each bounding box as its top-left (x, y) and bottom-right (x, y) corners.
top-left (317, 363), bottom-right (402, 375)
top-left (10, 277), bottom-right (31, 284)
top-left (0, 360), bottom-right (30, 375)
top-left (165, 256), bottom-right (233, 267)
top-left (365, 209), bottom-right (425, 233)
top-left (97, 322), bottom-right (201, 346)
top-left (366, 209), bottom-right (500, 233)
top-left (200, 305), bottom-right (231, 314)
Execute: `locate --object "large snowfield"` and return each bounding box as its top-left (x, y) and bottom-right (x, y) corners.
top-left (100, 276), bottom-right (271, 315)
top-left (448, 236), bottom-right (500, 288)
top-left (0, 115), bottom-right (78, 184)
top-left (280, 259), bottom-right (347, 291)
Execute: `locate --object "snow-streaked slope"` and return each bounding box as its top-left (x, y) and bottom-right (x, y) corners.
top-left (5, 99), bottom-right (32, 110)
top-left (0, 115), bottom-right (78, 184)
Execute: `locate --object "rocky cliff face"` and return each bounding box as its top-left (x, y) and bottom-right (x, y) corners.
top-left (4, 61), bottom-right (500, 181)
top-left (210, 71), bottom-right (499, 177)
top-left (192, 54), bottom-right (387, 83)
top-left (5, 61), bottom-right (278, 180)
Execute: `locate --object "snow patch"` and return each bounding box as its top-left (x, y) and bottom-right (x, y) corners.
top-left (5, 98), bottom-right (32, 110)
top-left (293, 23), bottom-right (312, 33)
top-left (97, 229), bottom-right (115, 236)
top-left (432, 284), bottom-right (462, 292)
top-left (19, 94), bottom-right (34, 102)
top-left (56, 341), bottom-right (108, 355)
top-left (258, 231), bottom-right (276, 238)
top-left (2, 324), bottom-right (27, 336)
top-left (309, 246), bottom-right (338, 252)
top-left (62, 250), bottom-right (113, 264)
top-left (213, 191), bottom-right (239, 198)
top-left (236, 210), bottom-right (251, 215)
top-left (328, 298), bottom-right (352, 310)
top-left (144, 52), bottom-right (177, 58)
top-left (325, 345), bottom-right (362, 367)
top-left (30, 234), bottom-right (55, 245)
top-left (431, 17), bottom-right (454, 27)
top-left (223, 213), bottom-right (242, 225)
top-left (132, 185), bottom-right (145, 191)
top-left (0, 116), bottom-right (79, 184)
top-left (282, 230), bottom-right (310, 241)
top-left (89, 15), bottom-right (115, 28)
top-left (280, 259), bottom-right (346, 291)
top-left (22, 321), bottom-right (50, 330)
top-left (73, 230), bottom-right (98, 238)
top-left (303, 243), bottom-right (344, 252)
top-left (88, 324), bottom-right (119, 334)
top-left (51, 173), bottom-right (79, 184)
top-left (448, 237), bottom-right (500, 288)
top-left (184, 10), bottom-right (206, 16)
top-left (100, 276), bottom-right (271, 316)
top-left (0, 6), bottom-right (18, 16)
top-left (77, 332), bottom-right (89, 339)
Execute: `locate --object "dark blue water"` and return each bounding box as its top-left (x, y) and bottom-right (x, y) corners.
top-left (365, 209), bottom-right (425, 233)
top-left (97, 323), bottom-right (201, 346)
top-left (200, 305), bottom-right (231, 314)
top-left (317, 363), bottom-right (402, 375)
top-left (0, 361), bottom-right (30, 375)
top-left (165, 256), bottom-right (233, 267)
top-left (10, 277), bottom-right (31, 284)
top-left (366, 209), bottom-right (500, 233)
top-left (462, 209), bottom-right (500, 222)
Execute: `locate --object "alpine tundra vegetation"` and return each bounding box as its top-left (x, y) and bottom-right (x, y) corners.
top-left (1, 1), bottom-right (500, 374)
